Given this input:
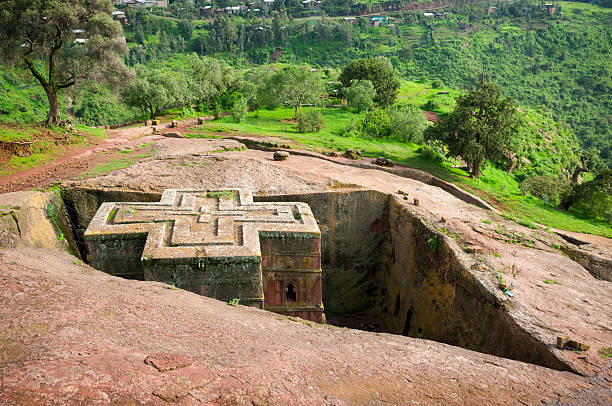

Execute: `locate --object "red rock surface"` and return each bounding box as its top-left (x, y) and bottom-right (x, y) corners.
top-left (1, 248), bottom-right (610, 405)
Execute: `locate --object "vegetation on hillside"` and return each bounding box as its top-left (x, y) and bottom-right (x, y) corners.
top-left (0, 0), bottom-right (609, 235)
top-left (0, 0), bottom-right (129, 125)
top-left (107, 0), bottom-right (610, 169)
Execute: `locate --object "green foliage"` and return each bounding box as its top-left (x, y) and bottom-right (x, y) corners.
top-left (562, 170), bottom-right (612, 220)
top-left (213, 103), bottom-right (222, 120)
top-left (0, 0), bottom-right (128, 125)
top-left (122, 66), bottom-right (190, 119)
top-left (269, 66), bottom-right (325, 117)
top-left (297, 109), bottom-right (325, 133)
top-left (598, 347), bottom-right (612, 359)
top-left (344, 79), bottom-right (376, 112)
top-left (228, 298), bottom-right (240, 307)
top-left (45, 201), bottom-right (65, 243)
top-left (231, 97), bottom-right (248, 123)
top-left (519, 176), bottom-right (570, 206)
top-left (72, 83), bottom-right (137, 126)
top-left (426, 235), bottom-right (441, 253)
top-left (339, 58), bottom-right (400, 108)
top-left (418, 144), bottom-right (444, 162)
top-left (543, 279), bottom-right (556, 285)
top-left (344, 105), bottom-right (426, 142)
top-left (431, 79), bottom-right (444, 89)
top-left (425, 82), bottom-right (519, 177)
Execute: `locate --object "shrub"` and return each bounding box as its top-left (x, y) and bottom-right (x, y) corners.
top-left (423, 99), bottom-right (440, 111)
top-left (562, 170), bottom-right (612, 219)
top-left (344, 79), bottom-right (376, 112)
top-left (297, 109), bottom-right (324, 133)
top-left (520, 175), bottom-right (570, 206)
top-left (419, 144), bottom-right (444, 162)
top-left (213, 102), bottom-right (222, 120)
top-left (231, 97), bottom-right (248, 123)
top-left (344, 105), bottom-right (427, 142)
top-left (431, 79), bottom-right (444, 89)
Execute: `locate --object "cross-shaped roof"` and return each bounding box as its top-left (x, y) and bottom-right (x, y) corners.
top-left (84, 189), bottom-right (320, 261)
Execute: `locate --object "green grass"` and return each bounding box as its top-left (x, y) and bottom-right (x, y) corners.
top-left (189, 101), bottom-right (611, 238)
top-left (75, 152), bottom-right (154, 180)
top-left (0, 123), bottom-right (109, 176)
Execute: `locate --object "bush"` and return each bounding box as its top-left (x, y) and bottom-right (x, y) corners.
top-left (213, 103), bottom-right (222, 120)
top-left (231, 97), bottom-right (248, 123)
top-left (297, 109), bottom-right (324, 133)
top-left (431, 79), bottom-right (444, 89)
top-left (344, 79), bottom-right (376, 112)
top-left (562, 171), bottom-right (612, 219)
top-left (519, 175), bottom-right (570, 206)
top-left (344, 105), bottom-right (427, 142)
top-left (418, 144), bottom-right (444, 162)
top-left (423, 99), bottom-right (440, 111)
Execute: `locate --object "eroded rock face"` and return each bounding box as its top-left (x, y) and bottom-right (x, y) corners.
top-left (0, 247), bottom-right (609, 405)
top-left (0, 191), bottom-right (78, 255)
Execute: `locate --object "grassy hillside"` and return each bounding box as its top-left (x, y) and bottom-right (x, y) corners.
top-left (121, 0), bottom-right (609, 168)
top-left (0, 67), bottom-right (137, 127)
top-left (188, 104), bottom-right (610, 237)
top-left (0, 123), bottom-right (105, 176)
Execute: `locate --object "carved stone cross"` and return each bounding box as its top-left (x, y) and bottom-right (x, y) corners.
top-left (84, 189), bottom-right (324, 322)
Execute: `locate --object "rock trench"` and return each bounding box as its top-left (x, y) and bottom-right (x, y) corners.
top-left (58, 185), bottom-right (578, 373)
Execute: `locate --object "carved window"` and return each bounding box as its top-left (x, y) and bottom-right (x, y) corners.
top-left (286, 283), bottom-right (297, 303)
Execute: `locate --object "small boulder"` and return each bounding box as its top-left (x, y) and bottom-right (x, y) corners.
top-left (373, 157), bottom-right (394, 167)
top-left (197, 117), bottom-right (206, 125)
top-left (273, 151), bottom-right (289, 161)
top-left (151, 119), bottom-right (160, 126)
top-left (343, 149), bottom-right (362, 160)
top-left (170, 120), bottom-right (179, 128)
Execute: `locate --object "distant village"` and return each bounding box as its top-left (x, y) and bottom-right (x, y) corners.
top-left (109, 0), bottom-right (562, 30)
top-left (112, 0), bottom-right (323, 18)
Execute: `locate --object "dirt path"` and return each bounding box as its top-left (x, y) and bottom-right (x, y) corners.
top-left (0, 118), bottom-right (203, 193)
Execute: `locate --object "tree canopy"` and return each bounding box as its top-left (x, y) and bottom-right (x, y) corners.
top-left (0, 0), bottom-right (128, 125)
top-left (425, 82), bottom-right (519, 177)
top-left (344, 79), bottom-right (376, 112)
top-left (339, 57), bottom-right (400, 108)
top-left (269, 67), bottom-right (324, 117)
top-left (122, 66), bottom-right (189, 119)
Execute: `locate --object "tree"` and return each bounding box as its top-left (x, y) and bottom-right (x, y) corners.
top-left (232, 97), bottom-right (248, 123)
top-left (122, 67), bottom-right (190, 119)
top-left (178, 19), bottom-right (194, 41)
top-left (561, 170), bottom-right (612, 219)
top-left (269, 67), bottom-right (324, 117)
top-left (425, 82), bottom-right (519, 177)
top-left (344, 79), bottom-right (375, 112)
top-left (339, 57), bottom-right (400, 108)
top-left (0, 0), bottom-right (128, 125)
top-left (187, 55), bottom-right (239, 110)
top-left (569, 147), bottom-right (607, 185)
top-left (297, 109), bottom-right (324, 133)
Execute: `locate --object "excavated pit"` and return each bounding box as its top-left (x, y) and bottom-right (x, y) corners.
top-left (60, 186), bottom-right (570, 373)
